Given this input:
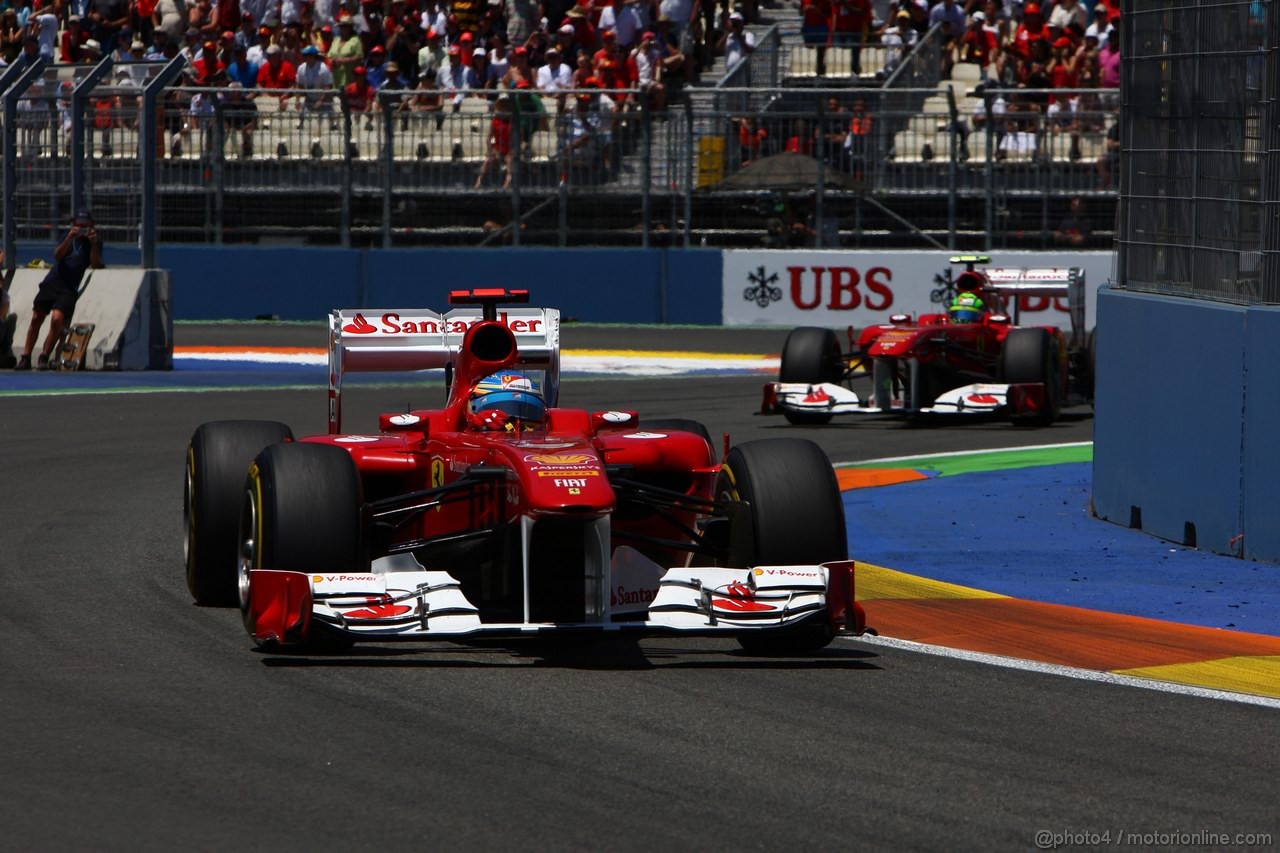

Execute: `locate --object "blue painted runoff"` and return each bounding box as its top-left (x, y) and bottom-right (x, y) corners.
top-left (844, 462), bottom-right (1280, 636)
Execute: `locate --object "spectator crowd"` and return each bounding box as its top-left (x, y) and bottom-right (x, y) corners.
top-left (775, 0), bottom-right (1122, 185)
top-left (0, 0), bottom-right (1122, 188)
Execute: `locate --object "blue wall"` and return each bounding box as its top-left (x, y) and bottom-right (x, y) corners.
top-left (1240, 306), bottom-right (1280, 562)
top-left (1092, 287), bottom-right (1280, 561)
top-left (11, 244), bottom-right (724, 323)
top-left (116, 246), bottom-right (718, 324)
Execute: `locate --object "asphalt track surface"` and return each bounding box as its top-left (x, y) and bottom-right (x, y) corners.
top-left (3, 324), bottom-right (1277, 852)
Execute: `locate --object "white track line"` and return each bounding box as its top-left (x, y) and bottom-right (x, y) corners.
top-left (847, 634), bottom-right (1280, 709)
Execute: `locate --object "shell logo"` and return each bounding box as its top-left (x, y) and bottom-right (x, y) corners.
top-left (524, 453), bottom-right (596, 465)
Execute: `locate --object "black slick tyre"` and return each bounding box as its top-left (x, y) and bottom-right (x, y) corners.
top-left (714, 438), bottom-right (847, 654)
top-left (1000, 327), bottom-right (1062, 426)
top-left (779, 327), bottom-right (843, 425)
top-left (240, 442), bottom-right (367, 649)
top-left (185, 420), bottom-right (293, 606)
top-left (644, 418), bottom-right (715, 461)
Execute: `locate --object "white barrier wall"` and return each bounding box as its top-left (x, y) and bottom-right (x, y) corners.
top-left (721, 250), bottom-right (1113, 330)
top-left (4, 267), bottom-right (173, 370)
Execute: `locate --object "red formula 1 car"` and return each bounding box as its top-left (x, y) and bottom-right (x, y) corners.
top-left (761, 256), bottom-right (1096, 427)
top-left (184, 289), bottom-right (865, 654)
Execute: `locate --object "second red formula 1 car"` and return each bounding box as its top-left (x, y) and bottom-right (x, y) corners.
top-left (761, 256), bottom-right (1096, 427)
top-left (184, 289), bottom-right (865, 655)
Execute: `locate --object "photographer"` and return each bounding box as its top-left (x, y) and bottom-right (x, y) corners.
top-left (15, 208), bottom-right (104, 371)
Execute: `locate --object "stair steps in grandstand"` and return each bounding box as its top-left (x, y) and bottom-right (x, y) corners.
top-left (149, 93), bottom-right (563, 165)
top-left (786, 41), bottom-right (886, 84)
top-left (889, 60), bottom-right (1112, 166)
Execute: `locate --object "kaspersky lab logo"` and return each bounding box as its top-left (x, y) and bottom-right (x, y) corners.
top-left (743, 266), bottom-right (782, 308)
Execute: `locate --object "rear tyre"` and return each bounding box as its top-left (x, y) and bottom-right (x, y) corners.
top-left (240, 442), bottom-right (367, 651)
top-left (779, 327), bottom-right (842, 425)
top-left (185, 420), bottom-right (294, 606)
top-left (1000, 328), bottom-right (1062, 426)
top-left (714, 439), bottom-right (847, 654)
top-left (644, 418), bottom-right (715, 461)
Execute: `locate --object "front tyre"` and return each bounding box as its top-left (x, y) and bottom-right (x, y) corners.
top-left (185, 420), bottom-right (294, 606)
top-left (239, 443), bottom-right (367, 649)
top-left (715, 439), bottom-right (847, 654)
top-left (1000, 327), bottom-right (1062, 426)
top-left (779, 327), bottom-right (843, 425)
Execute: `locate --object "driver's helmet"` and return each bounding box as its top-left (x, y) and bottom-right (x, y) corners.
top-left (469, 372), bottom-right (547, 428)
top-left (949, 289), bottom-right (985, 324)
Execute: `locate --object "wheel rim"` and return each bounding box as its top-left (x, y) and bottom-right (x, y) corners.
top-left (237, 486), bottom-right (258, 612)
top-left (183, 449), bottom-right (195, 571)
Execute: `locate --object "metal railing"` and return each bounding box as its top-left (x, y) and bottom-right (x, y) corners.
top-left (2, 59), bottom-right (1119, 254)
top-left (1119, 0), bottom-right (1280, 304)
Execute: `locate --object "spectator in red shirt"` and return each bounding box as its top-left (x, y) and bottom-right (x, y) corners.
top-left (830, 0), bottom-right (869, 76)
top-left (215, 0), bottom-right (240, 39)
top-left (843, 94), bottom-right (875, 175)
top-left (784, 118), bottom-right (813, 155)
top-left (60, 15), bottom-right (88, 62)
top-left (592, 28), bottom-right (616, 71)
top-left (1047, 35), bottom-right (1079, 92)
top-left (800, 0), bottom-right (831, 77)
top-left (475, 91), bottom-right (515, 187)
top-left (257, 43), bottom-right (298, 107)
top-left (344, 64), bottom-right (375, 118)
top-left (593, 35), bottom-right (633, 104)
top-left (959, 10), bottom-right (998, 82)
top-left (563, 4), bottom-right (597, 53)
top-left (193, 38), bottom-right (223, 81)
top-left (1012, 2), bottom-right (1049, 62)
top-left (733, 114), bottom-right (766, 167)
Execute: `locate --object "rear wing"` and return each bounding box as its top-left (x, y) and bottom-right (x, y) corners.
top-left (980, 267), bottom-right (1085, 346)
top-left (327, 306), bottom-right (561, 434)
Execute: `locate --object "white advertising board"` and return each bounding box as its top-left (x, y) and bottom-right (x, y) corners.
top-left (721, 250), bottom-right (1114, 330)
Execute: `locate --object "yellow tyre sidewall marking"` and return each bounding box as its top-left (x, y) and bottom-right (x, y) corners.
top-left (248, 461), bottom-right (265, 569)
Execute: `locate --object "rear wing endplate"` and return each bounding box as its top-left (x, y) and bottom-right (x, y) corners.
top-left (981, 267), bottom-right (1085, 346)
top-left (327, 306), bottom-right (561, 434)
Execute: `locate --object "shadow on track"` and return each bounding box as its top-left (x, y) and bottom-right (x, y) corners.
top-left (258, 641), bottom-right (881, 671)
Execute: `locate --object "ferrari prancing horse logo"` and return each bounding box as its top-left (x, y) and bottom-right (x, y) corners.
top-left (430, 459), bottom-right (445, 512)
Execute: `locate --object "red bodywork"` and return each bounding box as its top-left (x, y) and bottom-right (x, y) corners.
top-left (245, 289), bottom-right (866, 646)
top-left (855, 277), bottom-right (1069, 414)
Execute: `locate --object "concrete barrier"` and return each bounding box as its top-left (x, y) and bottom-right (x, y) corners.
top-left (142, 246), bottom-right (725, 323)
top-left (1093, 287), bottom-right (1249, 557)
top-left (1240, 306), bottom-right (1280, 562)
top-left (4, 267), bottom-right (173, 370)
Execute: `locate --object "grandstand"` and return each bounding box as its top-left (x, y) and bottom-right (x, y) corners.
top-left (1, 2), bottom-right (1120, 251)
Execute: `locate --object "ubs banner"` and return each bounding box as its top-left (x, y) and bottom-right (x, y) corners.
top-left (721, 250), bottom-right (1113, 330)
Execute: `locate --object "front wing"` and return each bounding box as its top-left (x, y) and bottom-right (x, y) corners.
top-left (246, 558), bottom-right (864, 647)
top-left (761, 381), bottom-right (1047, 417)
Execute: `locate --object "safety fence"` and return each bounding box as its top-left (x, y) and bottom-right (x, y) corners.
top-left (2, 55), bottom-right (1118, 253)
top-left (1119, 0), bottom-right (1280, 304)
